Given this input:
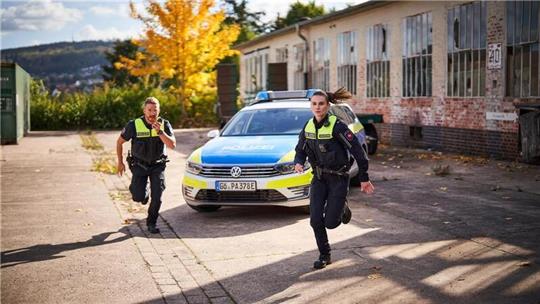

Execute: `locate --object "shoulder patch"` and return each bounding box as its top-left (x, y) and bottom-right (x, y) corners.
top-left (345, 130), bottom-right (354, 142)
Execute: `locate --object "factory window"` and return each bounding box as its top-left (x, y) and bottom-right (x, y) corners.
top-left (293, 43), bottom-right (306, 90)
top-left (367, 24), bottom-right (390, 97)
top-left (447, 1), bottom-right (487, 97)
top-left (312, 37), bottom-right (330, 91)
top-left (402, 12), bottom-right (432, 97)
top-left (337, 31), bottom-right (358, 95)
top-left (506, 1), bottom-right (540, 97)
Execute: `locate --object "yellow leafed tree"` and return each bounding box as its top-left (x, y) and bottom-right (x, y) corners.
top-left (117, 0), bottom-right (240, 115)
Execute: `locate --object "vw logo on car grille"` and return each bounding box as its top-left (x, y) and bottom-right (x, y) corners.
top-left (230, 166), bottom-right (242, 178)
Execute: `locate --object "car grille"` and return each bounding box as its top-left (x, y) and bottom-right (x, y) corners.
top-left (195, 189), bottom-right (287, 202)
top-left (288, 185), bottom-right (310, 197)
top-left (199, 165), bottom-right (280, 178)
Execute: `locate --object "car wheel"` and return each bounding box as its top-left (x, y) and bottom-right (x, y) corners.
top-left (187, 204), bottom-right (222, 212)
top-left (364, 124), bottom-right (378, 155)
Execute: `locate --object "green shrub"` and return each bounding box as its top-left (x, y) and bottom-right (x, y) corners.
top-left (30, 81), bottom-right (220, 130)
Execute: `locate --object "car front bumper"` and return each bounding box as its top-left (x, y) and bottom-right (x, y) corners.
top-left (181, 171), bottom-right (312, 207)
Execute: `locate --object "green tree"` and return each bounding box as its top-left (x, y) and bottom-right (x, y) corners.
top-left (224, 0), bottom-right (267, 44)
top-left (273, 0), bottom-right (326, 30)
top-left (102, 39), bottom-right (141, 86)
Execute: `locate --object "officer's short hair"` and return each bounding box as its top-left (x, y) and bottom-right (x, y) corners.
top-left (143, 97), bottom-right (160, 108)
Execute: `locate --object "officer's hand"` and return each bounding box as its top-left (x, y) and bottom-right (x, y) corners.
top-left (360, 181), bottom-right (375, 194)
top-left (152, 121), bottom-right (162, 133)
top-left (117, 161), bottom-right (125, 176)
top-left (294, 163), bottom-right (304, 173)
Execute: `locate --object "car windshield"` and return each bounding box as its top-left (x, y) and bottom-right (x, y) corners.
top-left (221, 108), bottom-right (313, 136)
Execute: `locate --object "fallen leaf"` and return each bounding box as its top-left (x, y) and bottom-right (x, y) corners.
top-left (425, 172), bottom-right (432, 176)
top-left (432, 202), bottom-right (439, 206)
top-left (443, 221), bottom-right (451, 224)
top-left (75, 209), bottom-right (83, 212)
top-left (368, 273), bottom-right (382, 280)
top-left (518, 261), bottom-right (531, 267)
top-left (365, 219), bottom-right (373, 222)
top-left (439, 187), bottom-right (448, 191)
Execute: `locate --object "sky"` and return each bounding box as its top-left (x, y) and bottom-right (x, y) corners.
top-left (1, 0), bottom-right (359, 50)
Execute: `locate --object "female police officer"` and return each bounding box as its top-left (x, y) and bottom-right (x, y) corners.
top-left (294, 88), bottom-right (375, 269)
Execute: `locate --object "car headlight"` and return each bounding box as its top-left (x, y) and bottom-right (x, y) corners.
top-left (275, 162), bottom-right (296, 175)
top-left (186, 161), bottom-right (202, 175)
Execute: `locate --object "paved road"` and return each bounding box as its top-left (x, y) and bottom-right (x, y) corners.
top-left (2, 130), bottom-right (540, 304)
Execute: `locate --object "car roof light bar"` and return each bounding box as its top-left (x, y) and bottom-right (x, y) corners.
top-left (253, 89), bottom-right (321, 103)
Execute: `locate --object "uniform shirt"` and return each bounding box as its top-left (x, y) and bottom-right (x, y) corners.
top-left (121, 116), bottom-right (174, 158)
top-left (294, 115), bottom-right (370, 182)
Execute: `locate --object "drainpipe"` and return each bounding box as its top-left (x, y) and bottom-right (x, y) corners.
top-left (296, 21), bottom-right (310, 89)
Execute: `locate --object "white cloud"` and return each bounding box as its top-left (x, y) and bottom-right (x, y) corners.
top-left (89, 4), bottom-right (130, 18)
top-left (77, 24), bottom-right (137, 41)
top-left (1, 0), bottom-right (82, 32)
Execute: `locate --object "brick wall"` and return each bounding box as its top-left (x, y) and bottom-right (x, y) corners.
top-left (376, 123), bottom-right (519, 159)
top-left (238, 1), bottom-right (527, 160)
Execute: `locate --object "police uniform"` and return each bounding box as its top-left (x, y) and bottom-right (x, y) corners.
top-left (294, 114), bottom-right (369, 262)
top-left (120, 116), bottom-right (174, 228)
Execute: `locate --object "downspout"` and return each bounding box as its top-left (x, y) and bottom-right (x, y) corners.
top-left (296, 22), bottom-right (310, 89)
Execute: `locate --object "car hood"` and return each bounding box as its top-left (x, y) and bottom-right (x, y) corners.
top-left (201, 135), bottom-right (298, 165)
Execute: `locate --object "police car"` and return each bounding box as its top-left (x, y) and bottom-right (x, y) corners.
top-left (181, 90), bottom-right (368, 212)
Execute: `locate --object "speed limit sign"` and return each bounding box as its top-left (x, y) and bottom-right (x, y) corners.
top-left (488, 43), bottom-right (502, 70)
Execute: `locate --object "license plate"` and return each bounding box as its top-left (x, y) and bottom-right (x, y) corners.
top-left (215, 181), bottom-right (257, 192)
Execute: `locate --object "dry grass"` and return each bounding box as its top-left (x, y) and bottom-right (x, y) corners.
top-left (80, 132), bottom-right (104, 151)
top-left (92, 155), bottom-right (117, 175)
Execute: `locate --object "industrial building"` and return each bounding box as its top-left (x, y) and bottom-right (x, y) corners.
top-left (235, 1), bottom-right (540, 162)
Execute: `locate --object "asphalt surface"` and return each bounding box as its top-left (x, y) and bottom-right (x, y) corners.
top-left (1, 129), bottom-right (539, 304)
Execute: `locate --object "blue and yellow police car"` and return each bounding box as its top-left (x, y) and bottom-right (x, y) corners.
top-left (181, 90), bottom-right (368, 212)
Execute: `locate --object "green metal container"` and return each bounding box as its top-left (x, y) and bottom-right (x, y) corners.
top-left (1, 62), bottom-right (31, 144)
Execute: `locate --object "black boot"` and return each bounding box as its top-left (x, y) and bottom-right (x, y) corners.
top-left (342, 201), bottom-right (352, 224)
top-left (313, 254), bottom-right (331, 269)
top-left (147, 224), bottom-right (160, 234)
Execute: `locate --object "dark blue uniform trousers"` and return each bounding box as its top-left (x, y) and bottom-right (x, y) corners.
top-left (310, 173), bottom-right (349, 256)
top-left (129, 162), bottom-right (166, 226)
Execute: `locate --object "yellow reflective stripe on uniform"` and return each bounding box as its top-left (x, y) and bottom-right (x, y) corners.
top-left (304, 115), bottom-right (337, 139)
top-left (134, 118), bottom-right (164, 138)
top-left (278, 150), bottom-right (296, 163)
top-left (189, 148), bottom-right (202, 164)
top-left (182, 175), bottom-right (207, 188)
top-left (349, 122), bottom-right (364, 133)
top-left (266, 169), bottom-right (313, 188)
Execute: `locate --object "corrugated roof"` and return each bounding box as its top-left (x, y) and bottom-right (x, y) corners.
top-left (234, 0), bottom-right (392, 51)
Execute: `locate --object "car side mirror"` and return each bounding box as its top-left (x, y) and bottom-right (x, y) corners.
top-left (207, 129), bottom-right (220, 138)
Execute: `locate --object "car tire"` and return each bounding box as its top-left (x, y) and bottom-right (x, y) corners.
top-left (187, 204), bottom-right (222, 212)
top-left (364, 124), bottom-right (378, 155)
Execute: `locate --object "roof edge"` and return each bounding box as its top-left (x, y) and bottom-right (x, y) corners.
top-left (234, 0), bottom-right (392, 51)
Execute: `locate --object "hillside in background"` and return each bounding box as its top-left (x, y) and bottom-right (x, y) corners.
top-left (1, 40), bottom-right (115, 92)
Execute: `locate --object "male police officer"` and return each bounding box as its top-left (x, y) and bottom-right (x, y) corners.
top-left (116, 97), bottom-right (176, 234)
